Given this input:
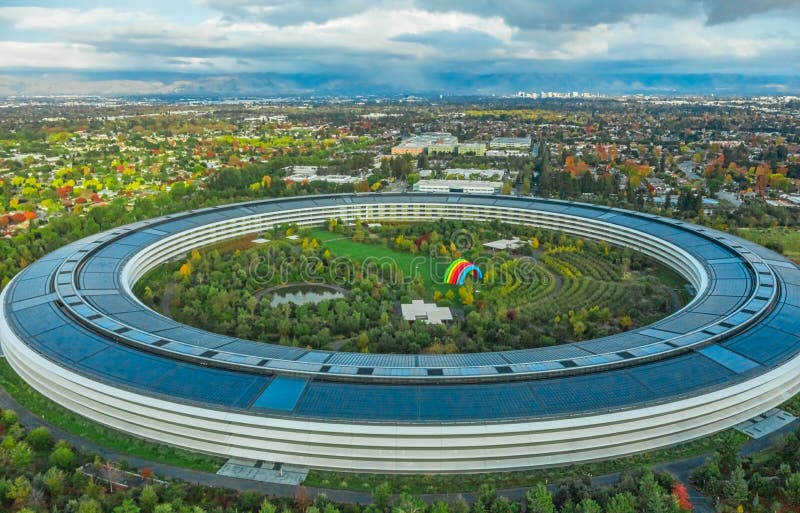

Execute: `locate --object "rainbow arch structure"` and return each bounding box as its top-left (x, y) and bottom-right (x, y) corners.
top-left (444, 258), bottom-right (483, 285)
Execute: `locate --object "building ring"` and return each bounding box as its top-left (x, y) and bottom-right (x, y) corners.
top-left (2, 193), bottom-right (800, 472)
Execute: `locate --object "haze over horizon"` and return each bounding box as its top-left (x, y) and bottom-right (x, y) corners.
top-left (2, 0), bottom-right (800, 97)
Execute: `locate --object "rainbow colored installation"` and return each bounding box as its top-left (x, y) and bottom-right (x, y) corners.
top-left (443, 258), bottom-right (483, 285)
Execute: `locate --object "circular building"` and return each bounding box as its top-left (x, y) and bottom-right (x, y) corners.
top-left (2, 193), bottom-right (800, 473)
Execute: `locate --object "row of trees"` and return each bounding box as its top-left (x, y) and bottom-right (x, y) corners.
top-left (0, 406), bottom-right (696, 513)
top-left (692, 427), bottom-right (800, 512)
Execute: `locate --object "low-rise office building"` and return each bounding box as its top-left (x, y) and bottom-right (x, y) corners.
top-left (490, 137), bottom-right (532, 150)
top-left (413, 179), bottom-right (502, 194)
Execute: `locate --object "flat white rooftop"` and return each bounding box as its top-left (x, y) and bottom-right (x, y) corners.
top-left (401, 300), bottom-right (453, 324)
top-left (484, 238), bottom-right (526, 250)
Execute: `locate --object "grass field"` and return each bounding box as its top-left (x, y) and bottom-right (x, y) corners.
top-left (0, 358), bottom-right (225, 472)
top-left (310, 228), bottom-right (451, 294)
top-left (736, 227), bottom-right (800, 262)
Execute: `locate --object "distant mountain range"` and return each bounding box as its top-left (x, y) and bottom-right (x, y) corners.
top-left (1, 70), bottom-right (798, 97)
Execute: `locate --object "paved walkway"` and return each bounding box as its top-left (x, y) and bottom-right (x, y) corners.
top-left (1, 385), bottom-right (797, 506)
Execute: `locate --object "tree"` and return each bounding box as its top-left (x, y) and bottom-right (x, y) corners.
top-left (784, 472), bottom-right (800, 506)
top-left (179, 263), bottom-right (192, 279)
top-left (605, 492), bottom-right (636, 513)
top-left (430, 501), bottom-right (449, 513)
top-left (525, 484), bottom-right (555, 513)
top-left (723, 465), bottom-right (749, 505)
top-left (49, 443), bottom-right (75, 469)
top-left (574, 498), bottom-right (601, 513)
top-left (672, 483), bottom-right (692, 511)
top-left (42, 466), bottom-right (66, 497)
top-left (139, 485), bottom-right (159, 513)
top-left (114, 499), bottom-right (142, 513)
top-left (10, 440), bottom-right (33, 469)
top-left (259, 499), bottom-right (278, 513)
top-left (713, 431), bottom-right (741, 477)
top-left (295, 485), bottom-right (311, 513)
top-left (372, 482), bottom-right (392, 513)
top-left (140, 467), bottom-right (154, 482)
top-left (392, 493), bottom-right (426, 513)
top-left (489, 496), bottom-right (517, 513)
top-left (6, 475), bottom-right (31, 505)
top-left (26, 426), bottom-right (54, 451)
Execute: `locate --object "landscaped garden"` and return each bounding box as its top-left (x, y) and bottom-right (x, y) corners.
top-left (136, 218), bottom-right (688, 354)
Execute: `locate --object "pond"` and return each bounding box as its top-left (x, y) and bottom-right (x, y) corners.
top-left (267, 283), bottom-right (347, 307)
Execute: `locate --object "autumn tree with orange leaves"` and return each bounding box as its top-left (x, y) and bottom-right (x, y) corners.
top-left (564, 156), bottom-right (589, 177)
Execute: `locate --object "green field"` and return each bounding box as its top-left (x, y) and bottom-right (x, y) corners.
top-left (736, 227), bottom-right (800, 262)
top-left (310, 228), bottom-right (450, 294)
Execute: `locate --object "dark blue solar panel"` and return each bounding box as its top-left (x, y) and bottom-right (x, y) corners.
top-left (711, 279), bottom-right (751, 296)
top-left (251, 376), bottom-right (308, 411)
top-left (32, 324), bottom-right (110, 363)
top-left (562, 206), bottom-right (607, 219)
top-left (724, 325), bottom-right (800, 366)
top-left (92, 244), bottom-right (139, 259)
top-left (84, 257), bottom-right (121, 273)
top-left (297, 382), bottom-right (420, 420)
top-left (217, 340), bottom-right (307, 360)
top-left (627, 353), bottom-right (735, 397)
top-left (636, 223), bottom-right (682, 237)
top-left (114, 311), bottom-right (178, 332)
top-left (501, 345), bottom-right (592, 363)
top-left (698, 345), bottom-right (760, 374)
top-left (418, 382), bottom-right (539, 420)
top-left (712, 263), bottom-right (749, 280)
top-left (113, 231), bottom-right (163, 247)
top-left (524, 201), bottom-right (569, 213)
top-left (661, 232), bottom-right (709, 248)
top-left (654, 312), bottom-right (719, 332)
top-left (783, 284), bottom-right (800, 308)
top-left (767, 303), bottom-right (800, 333)
top-left (153, 326), bottom-right (235, 349)
top-left (689, 243), bottom-right (735, 261)
top-left (80, 273), bottom-right (117, 290)
top-left (575, 332), bottom-right (660, 353)
top-left (531, 371), bottom-right (650, 414)
top-left (11, 302), bottom-right (66, 336)
top-left (14, 259), bottom-right (61, 280)
top-left (692, 295), bottom-right (743, 315)
top-left (85, 295), bottom-right (143, 315)
top-left (606, 215), bottom-right (650, 228)
top-left (156, 218), bottom-right (202, 233)
top-left (775, 266), bottom-right (800, 286)
top-left (9, 276), bottom-right (50, 301)
top-left (77, 345), bottom-right (268, 408)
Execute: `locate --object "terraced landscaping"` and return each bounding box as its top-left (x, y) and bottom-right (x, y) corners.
top-left (137, 220), bottom-right (687, 353)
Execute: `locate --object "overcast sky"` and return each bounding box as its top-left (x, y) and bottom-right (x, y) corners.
top-left (1, 1), bottom-right (799, 94)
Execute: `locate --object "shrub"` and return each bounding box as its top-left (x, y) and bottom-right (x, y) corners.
top-left (26, 426), bottom-right (54, 451)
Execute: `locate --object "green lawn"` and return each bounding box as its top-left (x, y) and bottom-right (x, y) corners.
top-left (0, 358), bottom-right (225, 472)
top-left (736, 227), bottom-right (800, 262)
top-left (310, 228), bottom-right (450, 294)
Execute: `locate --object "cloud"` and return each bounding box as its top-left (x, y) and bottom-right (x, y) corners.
top-left (701, 0), bottom-right (800, 25)
top-left (203, 0), bottom-right (384, 26)
top-left (0, 42), bottom-right (120, 70)
top-left (0, 0), bottom-right (798, 90)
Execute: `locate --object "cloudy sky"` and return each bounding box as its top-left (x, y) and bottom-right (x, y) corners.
top-left (1, 0), bottom-right (799, 95)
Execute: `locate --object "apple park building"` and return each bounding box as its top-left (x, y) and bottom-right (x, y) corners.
top-left (2, 193), bottom-right (800, 473)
